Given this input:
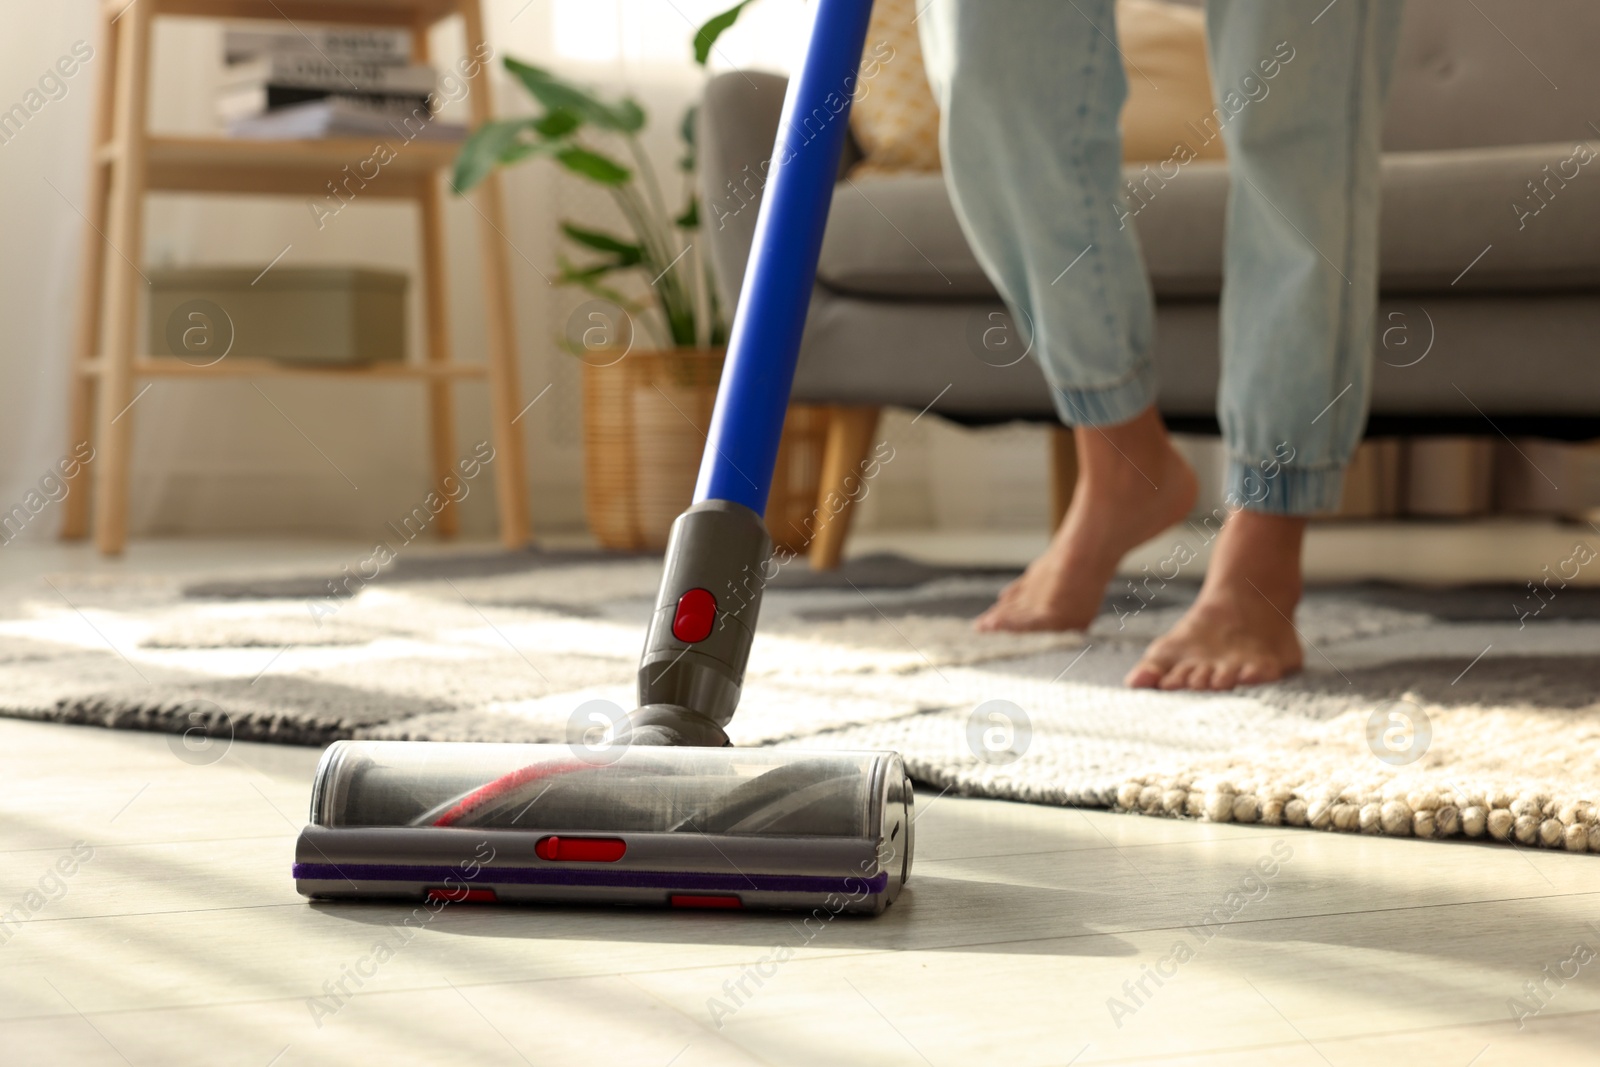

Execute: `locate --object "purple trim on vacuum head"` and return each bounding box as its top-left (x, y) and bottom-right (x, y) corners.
top-left (292, 862), bottom-right (888, 896)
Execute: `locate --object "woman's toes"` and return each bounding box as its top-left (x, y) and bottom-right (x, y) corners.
top-left (1237, 659), bottom-right (1276, 686)
top-left (1124, 655), bottom-right (1170, 688)
top-left (1125, 666), bottom-right (1160, 688)
top-left (1158, 660), bottom-right (1200, 691)
top-left (976, 586), bottom-right (1024, 628)
top-left (1209, 661), bottom-right (1242, 690)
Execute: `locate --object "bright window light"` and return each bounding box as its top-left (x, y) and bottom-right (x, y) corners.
top-left (550, 0), bottom-right (811, 71)
top-left (551, 0), bottom-right (623, 63)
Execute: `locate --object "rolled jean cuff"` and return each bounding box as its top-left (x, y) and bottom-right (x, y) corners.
top-left (1048, 359), bottom-right (1158, 428)
top-left (1226, 459), bottom-right (1344, 516)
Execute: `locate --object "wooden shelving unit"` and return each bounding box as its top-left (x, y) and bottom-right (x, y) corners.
top-left (135, 134), bottom-right (463, 197)
top-left (66, 0), bottom-right (531, 554)
top-left (81, 358), bottom-right (489, 380)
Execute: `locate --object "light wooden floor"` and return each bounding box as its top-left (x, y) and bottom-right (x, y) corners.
top-left (3, 528), bottom-right (1599, 1065)
top-left (6, 717), bottom-right (1600, 1066)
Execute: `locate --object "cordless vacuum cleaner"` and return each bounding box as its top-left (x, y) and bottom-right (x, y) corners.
top-left (293, 0), bottom-right (913, 915)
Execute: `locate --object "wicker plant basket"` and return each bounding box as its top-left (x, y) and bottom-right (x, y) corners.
top-left (582, 348), bottom-right (828, 553)
top-left (766, 403), bottom-right (831, 555)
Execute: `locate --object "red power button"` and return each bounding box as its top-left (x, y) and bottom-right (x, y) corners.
top-left (671, 588), bottom-right (717, 643)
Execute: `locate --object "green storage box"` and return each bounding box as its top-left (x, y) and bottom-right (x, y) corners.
top-left (147, 266), bottom-right (407, 365)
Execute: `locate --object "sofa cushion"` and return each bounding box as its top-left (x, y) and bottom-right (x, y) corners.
top-left (816, 139), bottom-right (1600, 300)
top-left (847, 0), bottom-right (1223, 178)
top-left (814, 165), bottom-right (1232, 300)
top-left (1384, 141), bottom-right (1600, 292)
top-left (1384, 0), bottom-right (1600, 152)
top-left (817, 175), bottom-right (997, 299)
top-left (794, 291), bottom-right (1600, 420)
top-left (848, 0), bottom-right (941, 179)
top-left (1116, 0), bottom-right (1226, 164)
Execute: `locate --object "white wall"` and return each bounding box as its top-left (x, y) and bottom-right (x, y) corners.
top-left (0, 3), bottom-right (103, 537)
top-left (0, 0), bottom-right (1045, 547)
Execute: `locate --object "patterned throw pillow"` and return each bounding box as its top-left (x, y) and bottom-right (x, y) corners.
top-left (849, 0), bottom-right (942, 178)
top-left (1118, 0), bottom-right (1227, 163)
top-left (848, 0), bottom-right (1224, 176)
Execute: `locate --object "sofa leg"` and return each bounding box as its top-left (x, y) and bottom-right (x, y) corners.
top-left (1049, 426), bottom-right (1079, 531)
top-left (807, 406), bottom-right (882, 571)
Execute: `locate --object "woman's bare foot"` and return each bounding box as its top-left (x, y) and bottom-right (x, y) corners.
top-left (975, 406), bottom-right (1197, 632)
top-left (1126, 511), bottom-right (1306, 690)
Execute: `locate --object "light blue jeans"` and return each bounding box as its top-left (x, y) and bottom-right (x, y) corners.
top-left (919, 0), bottom-right (1406, 514)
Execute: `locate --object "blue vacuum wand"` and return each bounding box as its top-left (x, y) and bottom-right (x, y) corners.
top-left (627, 0), bottom-right (876, 746)
top-left (292, 3), bottom-right (914, 913)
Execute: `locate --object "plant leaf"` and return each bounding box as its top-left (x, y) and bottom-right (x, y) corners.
top-left (505, 57), bottom-right (645, 132)
top-left (679, 104), bottom-right (698, 171)
top-left (558, 262), bottom-right (626, 283)
top-left (451, 117), bottom-right (536, 193)
top-left (555, 254), bottom-right (639, 308)
top-left (693, 0), bottom-right (757, 66)
top-left (703, 259), bottom-right (728, 346)
top-left (556, 146), bottom-right (631, 185)
top-left (499, 137), bottom-right (561, 166)
top-left (674, 196), bottom-right (700, 230)
top-left (533, 108), bottom-right (582, 139)
top-left (561, 223), bottom-right (644, 265)
top-left (613, 99), bottom-right (647, 134)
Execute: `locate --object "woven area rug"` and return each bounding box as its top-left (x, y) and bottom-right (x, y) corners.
top-left (7, 548), bottom-right (1599, 854)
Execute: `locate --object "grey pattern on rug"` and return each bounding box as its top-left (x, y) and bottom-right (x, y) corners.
top-left (6, 550), bottom-right (1598, 854)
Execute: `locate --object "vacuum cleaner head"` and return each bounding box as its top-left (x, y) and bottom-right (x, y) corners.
top-left (294, 741), bottom-right (914, 913)
top-left (288, 0), bottom-right (910, 920)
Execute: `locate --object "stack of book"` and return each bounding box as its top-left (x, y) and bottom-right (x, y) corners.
top-left (219, 25), bottom-right (466, 141)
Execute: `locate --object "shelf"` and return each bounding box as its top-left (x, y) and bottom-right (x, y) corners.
top-left (81, 358), bottom-right (487, 380)
top-left (76, 0), bottom-right (532, 554)
top-left (130, 135), bottom-right (461, 199)
top-left (120, 0), bottom-right (463, 27)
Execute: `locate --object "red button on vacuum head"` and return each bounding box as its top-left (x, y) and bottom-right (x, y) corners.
top-left (671, 588), bottom-right (717, 643)
top-left (426, 887), bottom-right (498, 904)
top-left (535, 836), bottom-right (626, 862)
top-left (670, 894), bottom-right (743, 909)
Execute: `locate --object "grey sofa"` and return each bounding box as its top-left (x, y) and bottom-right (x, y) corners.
top-left (700, 0), bottom-right (1600, 562)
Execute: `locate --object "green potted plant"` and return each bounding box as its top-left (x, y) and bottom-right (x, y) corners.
top-left (452, 51), bottom-right (820, 551)
top-left (450, 1), bottom-right (767, 337)
top-left (453, 58), bottom-right (724, 352)
top-left (453, 58), bottom-right (731, 550)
